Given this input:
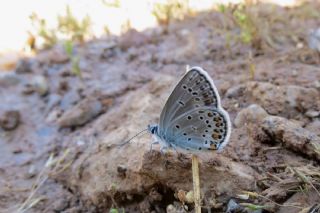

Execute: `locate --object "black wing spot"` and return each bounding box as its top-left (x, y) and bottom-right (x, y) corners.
top-left (205, 130), bottom-right (208, 133)
top-left (188, 138), bottom-right (191, 141)
top-left (195, 97), bottom-right (200, 101)
top-left (182, 85), bottom-right (187, 89)
top-left (187, 116), bottom-right (192, 120)
top-left (206, 120), bottom-right (209, 124)
top-left (179, 101), bottom-right (185, 106)
top-left (198, 147), bottom-right (202, 150)
top-left (199, 116), bottom-right (203, 120)
top-left (176, 125), bottom-right (180, 129)
top-left (202, 135), bottom-right (206, 137)
top-left (208, 125), bottom-right (212, 128)
top-left (188, 88), bottom-right (192, 92)
top-left (183, 133), bottom-right (187, 136)
top-left (192, 92), bottom-right (198, 96)
top-left (198, 110), bottom-right (205, 113)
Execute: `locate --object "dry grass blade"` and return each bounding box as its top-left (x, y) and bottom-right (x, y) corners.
top-left (15, 149), bottom-right (72, 213)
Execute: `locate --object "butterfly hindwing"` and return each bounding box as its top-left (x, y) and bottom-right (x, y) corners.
top-left (167, 107), bottom-right (230, 150)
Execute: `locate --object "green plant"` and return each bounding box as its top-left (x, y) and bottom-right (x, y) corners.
top-left (29, 5), bottom-right (92, 49)
top-left (109, 208), bottom-right (125, 213)
top-left (63, 40), bottom-right (82, 78)
top-left (152, 0), bottom-right (192, 25)
top-left (58, 5), bottom-right (92, 43)
top-left (232, 4), bottom-right (258, 45)
top-left (29, 13), bottom-right (58, 49)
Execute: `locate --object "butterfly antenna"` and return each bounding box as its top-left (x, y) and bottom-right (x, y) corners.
top-left (117, 129), bottom-right (148, 147)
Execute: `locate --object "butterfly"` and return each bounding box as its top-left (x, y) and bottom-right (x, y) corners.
top-left (148, 66), bottom-right (231, 153)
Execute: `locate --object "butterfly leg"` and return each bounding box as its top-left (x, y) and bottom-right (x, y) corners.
top-left (160, 145), bottom-right (169, 154)
top-left (150, 141), bottom-right (159, 151)
top-left (170, 143), bottom-right (179, 155)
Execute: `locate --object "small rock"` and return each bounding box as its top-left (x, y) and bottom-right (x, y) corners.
top-left (52, 198), bottom-right (69, 211)
top-left (185, 191), bottom-right (194, 204)
top-left (0, 72), bottom-right (21, 87)
top-left (45, 93), bottom-right (61, 113)
top-left (0, 110), bottom-right (20, 130)
top-left (57, 97), bottom-right (102, 128)
top-left (166, 202), bottom-right (186, 213)
top-left (305, 120), bottom-right (320, 136)
top-left (25, 165), bottom-right (37, 179)
top-left (225, 84), bottom-right (246, 98)
top-left (117, 165), bottom-right (127, 178)
top-left (308, 28), bottom-right (320, 52)
top-left (15, 59), bottom-right (34, 73)
top-left (305, 110), bottom-right (320, 118)
top-left (234, 104), bottom-right (268, 128)
top-left (149, 188), bottom-right (162, 202)
top-left (118, 29), bottom-right (150, 50)
top-left (46, 109), bottom-right (62, 123)
top-left (313, 80), bottom-right (320, 89)
top-left (49, 46), bottom-right (70, 64)
top-left (32, 75), bottom-right (49, 96)
top-left (226, 199), bottom-right (243, 213)
top-left (257, 116), bottom-right (320, 161)
top-left (60, 90), bottom-right (81, 111)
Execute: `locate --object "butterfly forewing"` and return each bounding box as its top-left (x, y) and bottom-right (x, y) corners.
top-left (158, 67), bottom-right (231, 151)
top-left (159, 68), bottom-right (220, 132)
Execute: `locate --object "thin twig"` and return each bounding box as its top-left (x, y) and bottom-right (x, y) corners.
top-left (192, 154), bottom-right (201, 213)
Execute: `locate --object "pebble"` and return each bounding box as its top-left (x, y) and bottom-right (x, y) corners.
top-left (57, 97), bottom-right (102, 128)
top-left (32, 75), bottom-right (49, 96)
top-left (15, 59), bottom-right (34, 73)
top-left (305, 110), bottom-right (320, 118)
top-left (234, 104), bottom-right (268, 128)
top-left (0, 110), bottom-right (20, 130)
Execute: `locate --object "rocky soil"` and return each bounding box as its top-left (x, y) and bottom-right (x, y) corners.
top-left (0, 2), bottom-right (320, 213)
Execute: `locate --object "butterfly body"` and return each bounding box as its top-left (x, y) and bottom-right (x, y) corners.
top-left (148, 67), bottom-right (231, 152)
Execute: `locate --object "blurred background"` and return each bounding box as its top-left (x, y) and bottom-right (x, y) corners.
top-left (0, 0), bottom-right (303, 70)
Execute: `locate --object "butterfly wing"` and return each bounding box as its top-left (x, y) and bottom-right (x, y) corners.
top-left (159, 67), bottom-right (220, 131)
top-left (159, 67), bottom-right (231, 151)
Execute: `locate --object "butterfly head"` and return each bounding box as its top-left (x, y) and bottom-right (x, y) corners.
top-left (147, 124), bottom-right (159, 135)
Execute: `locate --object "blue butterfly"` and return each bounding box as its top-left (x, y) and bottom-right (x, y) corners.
top-left (148, 67), bottom-right (231, 153)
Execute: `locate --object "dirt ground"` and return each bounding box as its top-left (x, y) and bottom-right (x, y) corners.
top-left (0, 1), bottom-right (320, 213)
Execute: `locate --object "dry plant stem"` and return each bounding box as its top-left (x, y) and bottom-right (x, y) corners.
top-left (192, 154), bottom-right (201, 213)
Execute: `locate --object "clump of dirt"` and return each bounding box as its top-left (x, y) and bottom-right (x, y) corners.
top-left (1, 1), bottom-right (320, 213)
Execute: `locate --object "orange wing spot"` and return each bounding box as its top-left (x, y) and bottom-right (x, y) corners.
top-left (211, 133), bottom-right (220, 140)
top-left (210, 143), bottom-right (218, 149)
